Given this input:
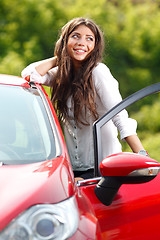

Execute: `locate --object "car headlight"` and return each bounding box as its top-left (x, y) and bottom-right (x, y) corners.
top-left (0, 196), bottom-right (79, 240)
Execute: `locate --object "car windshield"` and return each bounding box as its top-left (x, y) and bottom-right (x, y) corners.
top-left (0, 84), bottom-right (59, 165)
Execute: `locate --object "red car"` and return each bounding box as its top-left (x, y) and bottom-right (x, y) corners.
top-left (0, 74), bottom-right (160, 240)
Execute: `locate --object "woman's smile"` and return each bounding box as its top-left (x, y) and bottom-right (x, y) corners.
top-left (73, 48), bottom-right (86, 54)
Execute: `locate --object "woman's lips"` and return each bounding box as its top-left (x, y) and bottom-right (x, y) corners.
top-left (74, 48), bottom-right (87, 54)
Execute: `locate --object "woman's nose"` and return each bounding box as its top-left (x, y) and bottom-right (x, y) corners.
top-left (77, 37), bottom-right (85, 45)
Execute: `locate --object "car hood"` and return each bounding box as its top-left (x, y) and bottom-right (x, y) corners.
top-left (0, 157), bottom-right (75, 230)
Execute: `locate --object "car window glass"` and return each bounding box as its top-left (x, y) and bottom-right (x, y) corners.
top-left (0, 85), bottom-right (58, 165)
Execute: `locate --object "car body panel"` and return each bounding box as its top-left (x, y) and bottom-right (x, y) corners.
top-left (79, 173), bottom-right (160, 239)
top-left (70, 190), bottom-right (101, 239)
top-left (1, 74), bottom-right (160, 239)
top-left (0, 156), bottom-right (75, 231)
top-left (0, 74), bottom-right (29, 87)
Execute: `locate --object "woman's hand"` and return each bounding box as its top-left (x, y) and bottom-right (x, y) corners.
top-left (75, 177), bottom-right (84, 183)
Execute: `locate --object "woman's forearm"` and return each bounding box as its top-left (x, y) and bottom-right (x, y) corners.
top-left (125, 135), bottom-right (144, 153)
top-left (35, 56), bottom-right (57, 76)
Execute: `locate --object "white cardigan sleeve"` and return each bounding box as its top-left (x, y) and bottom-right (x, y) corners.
top-left (21, 62), bottom-right (58, 87)
top-left (93, 63), bottom-right (137, 140)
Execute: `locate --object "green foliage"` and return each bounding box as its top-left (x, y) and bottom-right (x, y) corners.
top-left (142, 133), bottom-right (160, 162)
top-left (0, 51), bottom-right (25, 76)
top-left (132, 98), bottom-right (160, 133)
top-left (0, 0), bottom-right (67, 74)
top-left (1, 0), bottom-right (160, 89)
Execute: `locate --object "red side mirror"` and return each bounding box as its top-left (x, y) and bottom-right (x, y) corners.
top-left (95, 152), bottom-right (160, 206)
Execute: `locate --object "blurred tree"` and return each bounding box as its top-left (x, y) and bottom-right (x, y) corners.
top-left (132, 99), bottom-right (160, 133)
top-left (0, 0), bottom-right (66, 74)
top-left (1, 0), bottom-right (160, 92)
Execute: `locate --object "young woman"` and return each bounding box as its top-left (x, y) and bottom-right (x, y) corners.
top-left (21, 17), bottom-right (147, 180)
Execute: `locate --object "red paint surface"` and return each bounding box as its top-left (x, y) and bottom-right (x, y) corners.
top-left (1, 75), bottom-right (160, 239)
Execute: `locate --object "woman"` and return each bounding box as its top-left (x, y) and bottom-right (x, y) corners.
top-left (21, 17), bottom-right (147, 180)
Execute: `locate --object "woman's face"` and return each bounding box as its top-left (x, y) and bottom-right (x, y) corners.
top-left (67, 24), bottom-right (95, 69)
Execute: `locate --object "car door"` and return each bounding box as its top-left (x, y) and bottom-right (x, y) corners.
top-left (77, 82), bottom-right (160, 240)
top-left (78, 173), bottom-right (160, 240)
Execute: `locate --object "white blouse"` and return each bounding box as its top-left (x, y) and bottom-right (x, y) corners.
top-left (21, 62), bottom-right (137, 171)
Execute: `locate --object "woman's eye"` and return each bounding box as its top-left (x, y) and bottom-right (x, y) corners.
top-left (87, 37), bottom-right (94, 41)
top-left (72, 34), bottom-right (79, 39)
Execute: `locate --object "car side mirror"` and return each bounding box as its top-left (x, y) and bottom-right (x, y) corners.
top-left (95, 152), bottom-right (160, 206)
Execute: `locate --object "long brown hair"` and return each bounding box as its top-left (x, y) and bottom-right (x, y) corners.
top-left (51, 17), bottom-right (104, 125)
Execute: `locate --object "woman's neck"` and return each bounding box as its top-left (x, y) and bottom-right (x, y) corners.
top-left (73, 61), bottom-right (82, 72)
